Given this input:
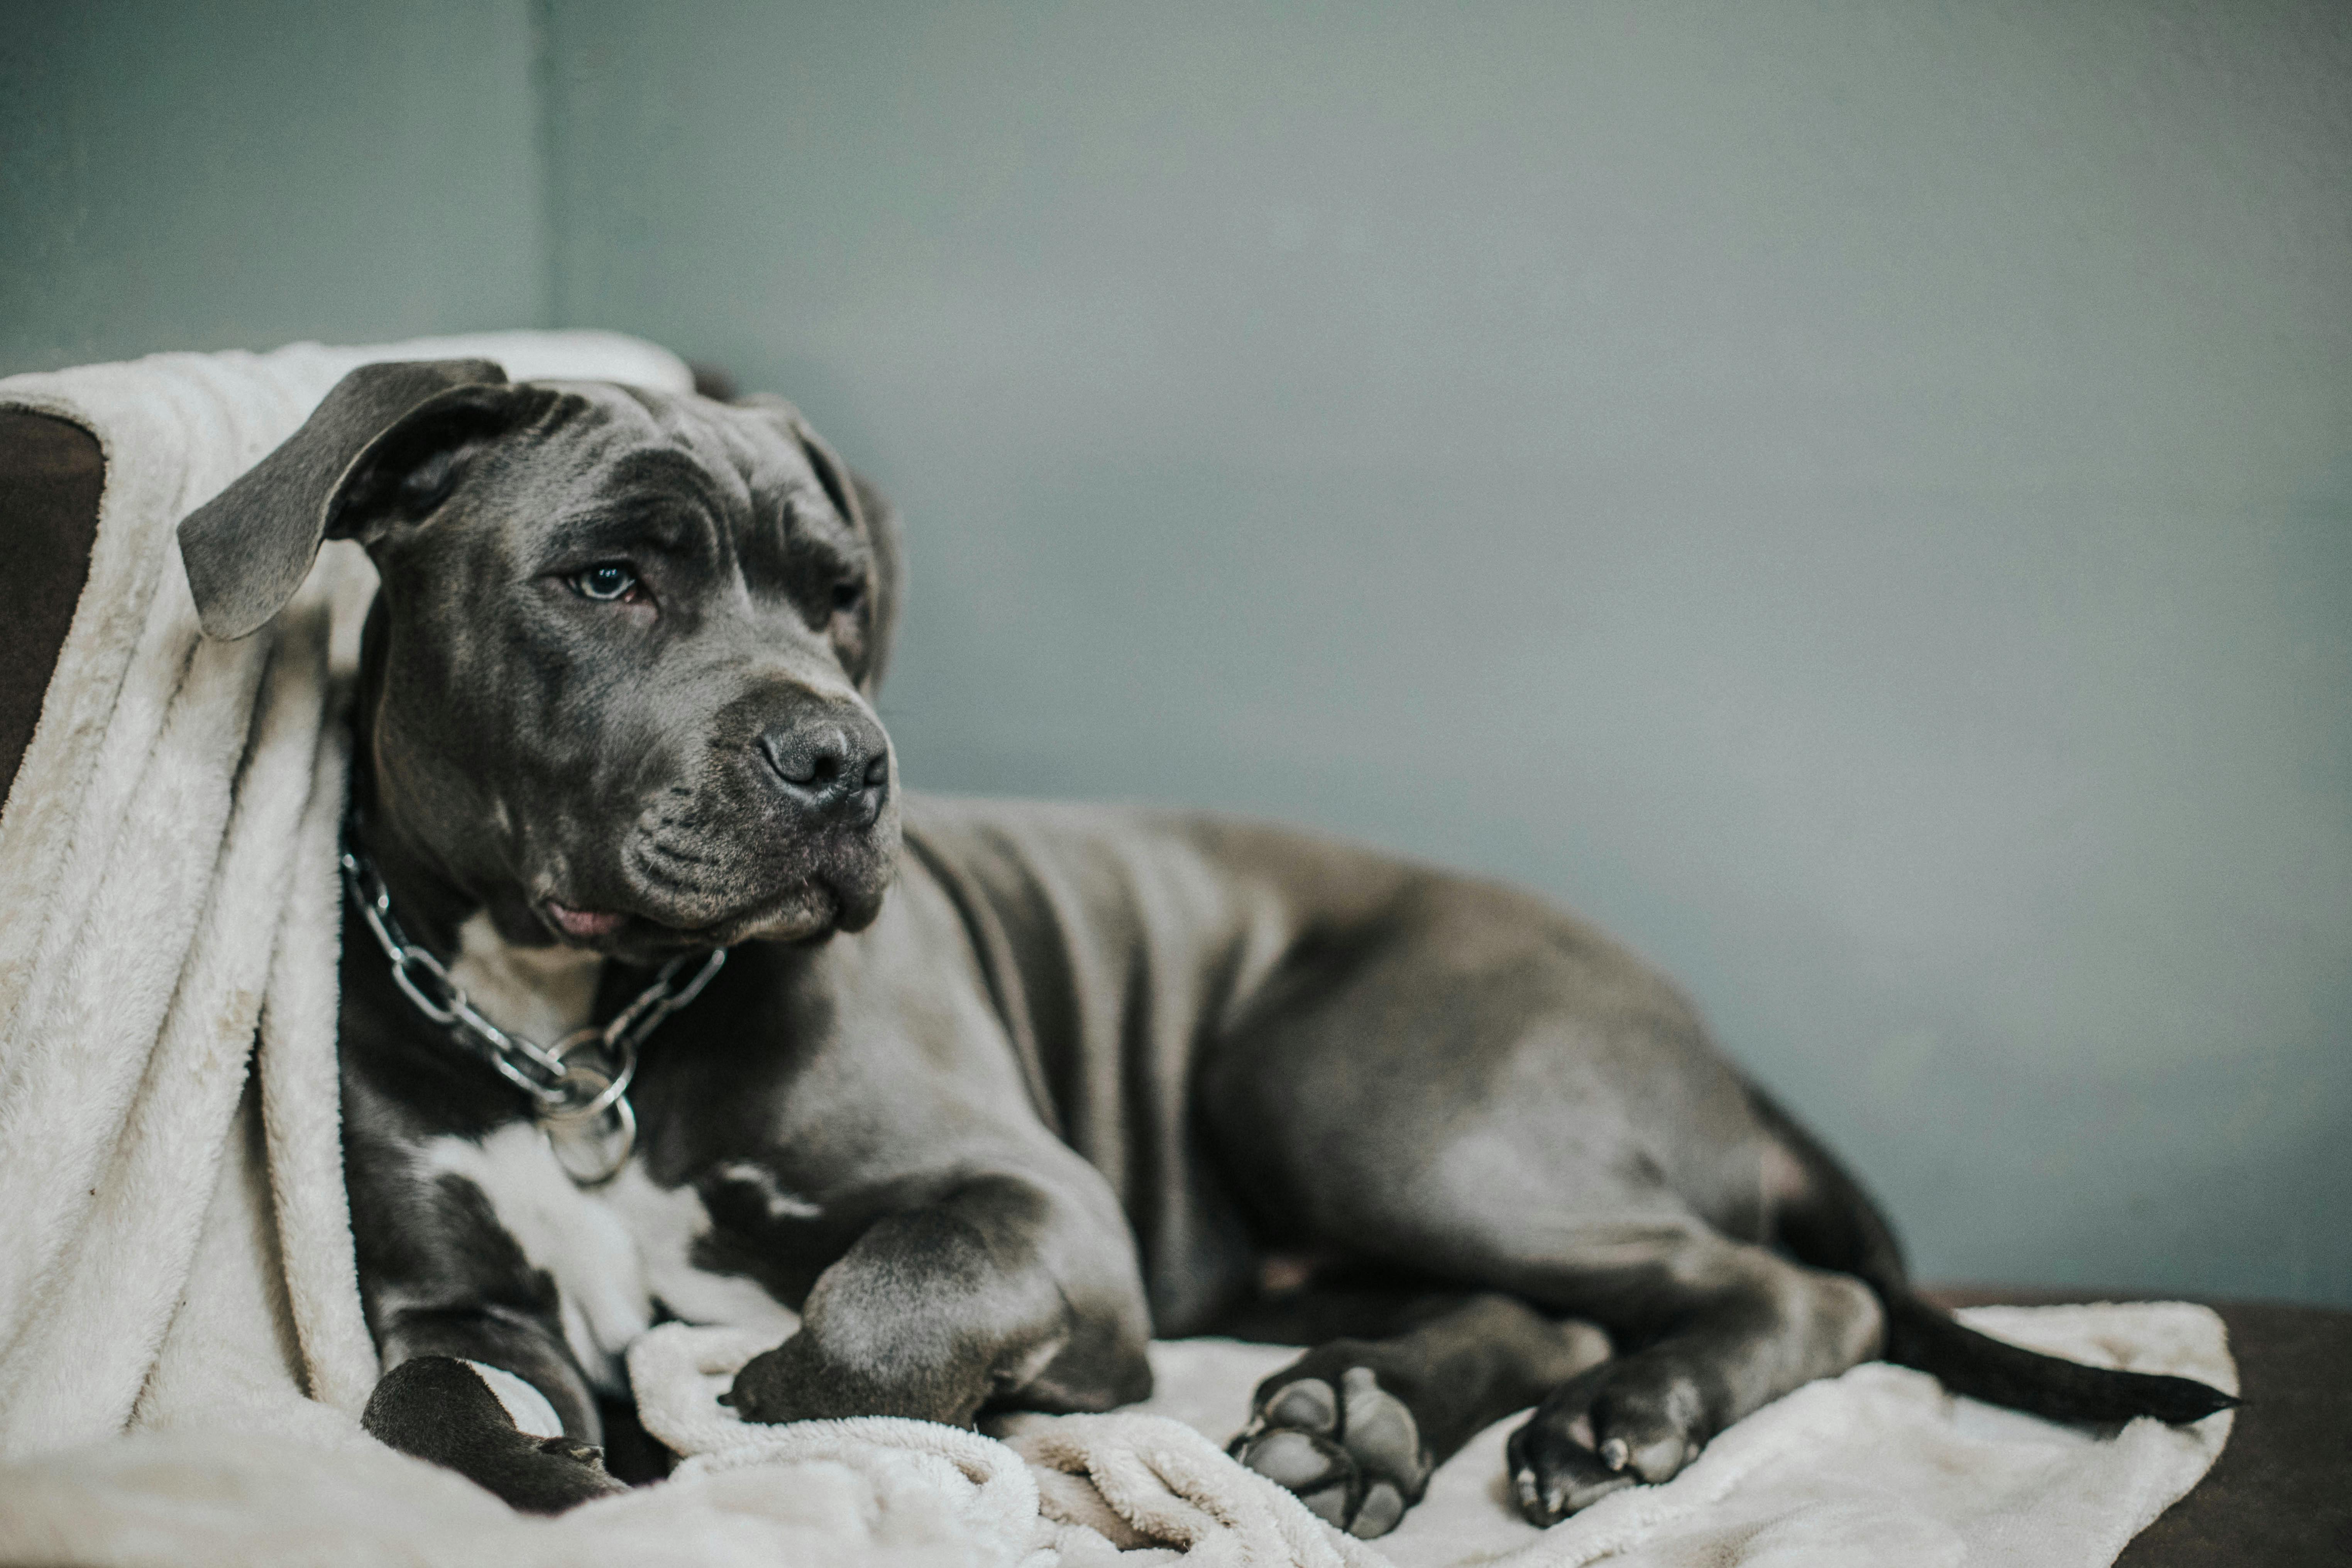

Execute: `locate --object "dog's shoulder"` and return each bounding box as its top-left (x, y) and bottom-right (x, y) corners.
top-left (901, 791), bottom-right (1436, 931)
top-left (900, 792), bottom-right (1283, 942)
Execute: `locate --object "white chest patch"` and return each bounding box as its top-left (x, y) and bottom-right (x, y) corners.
top-left (446, 911), bottom-right (604, 1045)
top-left (420, 1124), bottom-right (802, 1392)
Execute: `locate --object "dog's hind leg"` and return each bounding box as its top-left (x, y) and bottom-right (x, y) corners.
top-left (1216, 1223), bottom-right (1882, 1533)
top-left (1498, 1231), bottom-right (1885, 1523)
top-left (1490, 1111), bottom-right (2227, 1529)
top-left (1228, 1292), bottom-right (1610, 1538)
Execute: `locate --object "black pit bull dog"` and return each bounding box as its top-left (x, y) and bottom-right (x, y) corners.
top-left (179, 360), bottom-right (2232, 1536)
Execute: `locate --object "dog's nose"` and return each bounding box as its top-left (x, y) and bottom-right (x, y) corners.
top-left (757, 714), bottom-right (889, 822)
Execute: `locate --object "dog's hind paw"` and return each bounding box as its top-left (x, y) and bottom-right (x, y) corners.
top-left (1504, 1360), bottom-right (1703, 1524)
top-left (1232, 1360), bottom-right (1432, 1538)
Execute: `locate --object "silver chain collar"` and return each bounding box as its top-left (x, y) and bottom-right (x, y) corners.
top-left (339, 833), bottom-right (726, 1185)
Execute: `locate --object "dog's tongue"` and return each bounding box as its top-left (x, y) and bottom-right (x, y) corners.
top-left (546, 902), bottom-right (624, 942)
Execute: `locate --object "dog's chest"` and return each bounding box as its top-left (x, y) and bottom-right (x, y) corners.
top-left (420, 1125), bottom-right (803, 1390)
top-left (426, 915), bottom-right (804, 1390)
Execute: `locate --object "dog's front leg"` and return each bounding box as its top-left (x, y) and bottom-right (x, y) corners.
top-left (345, 1097), bottom-right (627, 1513)
top-left (362, 1309), bottom-right (627, 1513)
top-left (726, 1172), bottom-right (1152, 1428)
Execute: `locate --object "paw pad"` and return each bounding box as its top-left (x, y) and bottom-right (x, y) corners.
top-left (1232, 1366), bottom-right (1432, 1539)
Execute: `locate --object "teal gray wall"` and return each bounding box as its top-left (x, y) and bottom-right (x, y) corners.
top-left (1, 2), bottom-right (546, 372)
top-left (10, 3), bottom-right (2349, 1303)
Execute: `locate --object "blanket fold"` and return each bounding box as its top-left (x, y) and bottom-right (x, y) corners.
top-left (0, 333), bottom-right (2230, 1568)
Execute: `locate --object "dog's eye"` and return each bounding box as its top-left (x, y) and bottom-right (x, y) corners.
top-left (572, 563), bottom-right (641, 603)
top-left (829, 579), bottom-right (864, 614)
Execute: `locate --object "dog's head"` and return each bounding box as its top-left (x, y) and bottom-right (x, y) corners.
top-left (180, 358), bottom-right (903, 961)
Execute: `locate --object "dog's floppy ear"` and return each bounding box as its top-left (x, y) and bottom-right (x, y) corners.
top-left (843, 466), bottom-right (903, 695)
top-left (179, 358), bottom-right (522, 639)
top-left (739, 394), bottom-right (905, 695)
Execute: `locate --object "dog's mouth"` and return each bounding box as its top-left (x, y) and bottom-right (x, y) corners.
top-left (545, 901), bottom-right (626, 942)
top-left (521, 788), bottom-right (902, 959)
top-left (534, 875), bottom-right (861, 959)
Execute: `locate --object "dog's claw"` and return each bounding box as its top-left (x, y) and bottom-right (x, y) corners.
top-left (1511, 1454), bottom-right (1634, 1525)
top-left (537, 1437), bottom-right (605, 1466)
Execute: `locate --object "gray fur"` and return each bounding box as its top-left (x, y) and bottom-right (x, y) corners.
top-left (183, 362), bottom-right (2229, 1529)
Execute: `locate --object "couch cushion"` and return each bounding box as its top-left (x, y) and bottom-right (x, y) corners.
top-left (0, 409), bottom-right (103, 803)
top-left (1929, 1288), bottom-right (2352, 1566)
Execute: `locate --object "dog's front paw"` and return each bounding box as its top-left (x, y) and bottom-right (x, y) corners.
top-left (723, 1339), bottom-right (818, 1424)
top-left (363, 1356), bottom-right (627, 1514)
top-left (504, 1434), bottom-right (630, 1513)
top-left (1232, 1352), bottom-right (1433, 1539)
top-left (724, 1328), bottom-right (992, 1427)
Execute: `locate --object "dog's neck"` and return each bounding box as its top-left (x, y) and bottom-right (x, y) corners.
top-left (352, 804), bottom-right (609, 1045)
top-left (350, 634), bottom-right (606, 1045)
top-left (446, 910), bottom-right (604, 1044)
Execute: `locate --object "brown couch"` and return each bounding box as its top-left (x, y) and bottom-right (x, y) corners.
top-left (3, 403), bottom-right (2344, 1565)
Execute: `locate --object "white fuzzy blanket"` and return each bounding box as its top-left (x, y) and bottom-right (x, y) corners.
top-left (0, 334), bottom-right (2230, 1567)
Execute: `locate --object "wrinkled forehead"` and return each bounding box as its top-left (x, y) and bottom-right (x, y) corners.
top-left (494, 381), bottom-right (832, 528)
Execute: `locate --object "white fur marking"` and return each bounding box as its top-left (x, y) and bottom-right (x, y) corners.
top-left (463, 1359), bottom-right (564, 1438)
top-left (423, 1126), bottom-right (647, 1389)
top-left (421, 1127), bottom-right (800, 1394)
top-left (715, 1160), bottom-right (824, 1221)
top-left (606, 1159), bottom-right (800, 1342)
top-left (447, 911), bottom-right (603, 1046)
